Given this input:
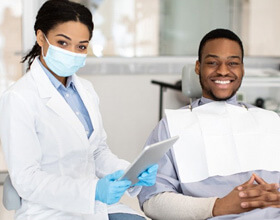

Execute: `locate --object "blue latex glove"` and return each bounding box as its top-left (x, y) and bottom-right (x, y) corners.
top-left (95, 170), bottom-right (131, 205)
top-left (134, 164), bottom-right (158, 187)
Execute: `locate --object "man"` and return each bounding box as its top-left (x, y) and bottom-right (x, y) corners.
top-left (138, 29), bottom-right (280, 219)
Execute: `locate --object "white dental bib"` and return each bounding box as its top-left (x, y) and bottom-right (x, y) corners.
top-left (165, 102), bottom-right (280, 184)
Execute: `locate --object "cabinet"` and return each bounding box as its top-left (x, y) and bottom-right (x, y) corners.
top-left (239, 68), bottom-right (280, 111)
top-left (242, 69), bottom-right (280, 87)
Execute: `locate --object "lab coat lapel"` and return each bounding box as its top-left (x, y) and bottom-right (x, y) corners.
top-left (72, 75), bottom-right (97, 141)
top-left (30, 58), bottom-right (89, 147)
top-left (46, 95), bottom-right (89, 145)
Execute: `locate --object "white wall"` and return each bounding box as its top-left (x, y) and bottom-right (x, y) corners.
top-left (246, 0), bottom-right (280, 56)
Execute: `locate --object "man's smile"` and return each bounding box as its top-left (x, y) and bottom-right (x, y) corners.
top-left (214, 80), bottom-right (231, 85)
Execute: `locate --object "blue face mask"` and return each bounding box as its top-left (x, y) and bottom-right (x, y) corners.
top-left (42, 35), bottom-right (87, 77)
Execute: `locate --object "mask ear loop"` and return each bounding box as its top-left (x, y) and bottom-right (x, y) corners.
top-left (41, 34), bottom-right (50, 58)
top-left (43, 34), bottom-right (51, 45)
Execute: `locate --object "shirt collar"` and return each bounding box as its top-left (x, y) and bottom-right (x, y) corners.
top-left (198, 95), bottom-right (239, 106)
top-left (38, 59), bottom-right (75, 90)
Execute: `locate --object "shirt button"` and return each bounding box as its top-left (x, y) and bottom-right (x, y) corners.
top-left (65, 93), bottom-right (70, 98)
top-left (76, 111), bottom-right (80, 115)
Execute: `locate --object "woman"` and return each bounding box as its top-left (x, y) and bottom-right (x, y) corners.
top-left (0, 0), bottom-right (157, 219)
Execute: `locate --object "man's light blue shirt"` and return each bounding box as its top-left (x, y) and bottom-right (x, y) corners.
top-left (39, 60), bottom-right (93, 138)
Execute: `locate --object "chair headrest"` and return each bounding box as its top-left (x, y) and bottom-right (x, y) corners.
top-left (181, 64), bottom-right (202, 99)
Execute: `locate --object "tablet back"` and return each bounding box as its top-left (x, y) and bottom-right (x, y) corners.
top-left (119, 136), bottom-right (179, 184)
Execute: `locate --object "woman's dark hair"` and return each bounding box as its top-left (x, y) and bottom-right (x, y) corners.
top-left (22, 0), bottom-right (94, 70)
top-left (198, 28), bottom-right (244, 63)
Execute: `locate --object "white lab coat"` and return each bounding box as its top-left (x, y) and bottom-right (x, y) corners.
top-left (0, 57), bottom-right (138, 220)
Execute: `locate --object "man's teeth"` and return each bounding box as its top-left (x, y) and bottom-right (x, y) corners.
top-left (215, 80), bottom-right (230, 84)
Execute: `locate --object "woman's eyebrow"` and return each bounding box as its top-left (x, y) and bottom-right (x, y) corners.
top-left (55, 34), bottom-right (89, 43)
top-left (80, 40), bottom-right (89, 43)
top-left (56, 34), bottom-right (71, 40)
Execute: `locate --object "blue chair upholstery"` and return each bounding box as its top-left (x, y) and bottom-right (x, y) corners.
top-left (3, 175), bottom-right (21, 210)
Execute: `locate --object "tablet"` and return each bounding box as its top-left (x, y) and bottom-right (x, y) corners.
top-left (118, 136), bottom-right (179, 184)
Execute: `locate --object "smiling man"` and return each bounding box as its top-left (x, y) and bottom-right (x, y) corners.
top-left (138, 29), bottom-right (280, 220)
top-left (197, 34), bottom-right (244, 101)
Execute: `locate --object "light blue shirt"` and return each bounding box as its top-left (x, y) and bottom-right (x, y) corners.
top-left (39, 60), bottom-right (93, 138)
top-left (138, 97), bottom-right (280, 219)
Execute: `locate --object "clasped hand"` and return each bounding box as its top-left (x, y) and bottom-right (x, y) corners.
top-left (238, 174), bottom-right (280, 210)
top-left (213, 173), bottom-right (280, 216)
top-left (95, 164), bottom-right (158, 205)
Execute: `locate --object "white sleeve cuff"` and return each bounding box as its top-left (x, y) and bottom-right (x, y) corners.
top-left (126, 186), bottom-right (142, 197)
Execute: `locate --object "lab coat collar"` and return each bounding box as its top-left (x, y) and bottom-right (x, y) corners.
top-left (30, 57), bottom-right (55, 99)
top-left (38, 58), bottom-right (76, 90)
top-left (30, 57), bottom-right (89, 146)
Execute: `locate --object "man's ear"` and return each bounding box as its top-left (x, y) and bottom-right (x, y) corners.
top-left (36, 30), bottom-right (45, 47)
top-left (195, 60), bottom-right (200, 75)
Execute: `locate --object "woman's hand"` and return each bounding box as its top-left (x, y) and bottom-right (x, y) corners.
top-left (134, 164), bottom-right (158, 187)
top-left (95, 170), bottom-right (131, 205)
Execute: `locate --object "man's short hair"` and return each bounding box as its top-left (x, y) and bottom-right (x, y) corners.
top-left (198, 28), bottom-right (244, 62)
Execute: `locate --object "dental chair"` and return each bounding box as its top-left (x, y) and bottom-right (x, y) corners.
top-left (3, 175), bottom-right (21, 210)
top-left (2, 64), bottom-right (202, 212)
top-left (181, 64), bottom-right (202, 101)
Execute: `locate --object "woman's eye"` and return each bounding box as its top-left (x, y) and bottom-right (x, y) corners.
top-left (79, 45), bottom-right (87, 50)
top-left (57, 41), bottom-right (67, 46)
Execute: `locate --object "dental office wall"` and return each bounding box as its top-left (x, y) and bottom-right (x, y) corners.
top-left (1, 0), bottom-right (280, 219)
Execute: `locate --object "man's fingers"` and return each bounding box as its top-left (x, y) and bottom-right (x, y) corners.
top-left (241, 201), bottom-right (265, 209)
top-left (238, 183), bottom-right (257, 191)
top-left (238, 175), bottom-right (256, 190)
top-left (237, 175), bottom-right (280, 210)
top-left (241, 200), bottom-right (280, 209)
top-left (239, 183), bottom-right (280, 198)
top-left (264, 193), bottom-right (280, 202)
top-left (247, 174), bottom-right (256, 185)
top-left (240, 191), bottom-right (280, 209)
top-left (261, 183), bottom-right (279, 191)
top-left (239, 189), bottom-right (261, 198)
top-left (239, 187), bottom-right (276, 198)
top-left (244, 175), bottom-right (255, 185)
top-left (253, 173), bottom-right (267, 185)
